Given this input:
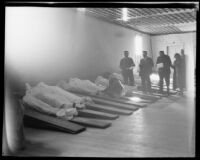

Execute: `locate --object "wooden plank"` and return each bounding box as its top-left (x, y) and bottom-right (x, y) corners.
top-left (152, 89), bottom-right (177, 95)
top-left (126, 91), bottom-right (162, 99)
top-left (117, 96), bottom-right (152, 104)
top-left (149, 86), bottom-right (178, 95)
top-left (78, 109), bottom-right (119, 120)
top-left (70, 117), bottom-right (111, 129)
top-left (94, 95), bottom-right (148, 108)
top-left (90, 97), bottom-right (141, 110)
top-left (70, 91), bottom-right (146, 108)
top-left (128, 87), bottom-right (163, 99)
top-left (151, 85), bottom-right (179, 94)
top-left (21, 100), bottom-right (113, 129)
top-left (85, 103), bottom-right (134, 115)
top-left (24, 108), bottom-right (86, 134)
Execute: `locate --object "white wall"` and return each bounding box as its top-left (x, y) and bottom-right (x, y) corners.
top-left (151, 32), bottom-right (196, 95)
top-left (5, 7), bottom-right (151, 89)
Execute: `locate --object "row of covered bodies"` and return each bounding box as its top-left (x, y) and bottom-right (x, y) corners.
top-left (23, 73), bottom-right (129, 120)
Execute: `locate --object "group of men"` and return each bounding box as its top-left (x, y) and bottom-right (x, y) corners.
top-left (120, 50), bottom-right (186, 95)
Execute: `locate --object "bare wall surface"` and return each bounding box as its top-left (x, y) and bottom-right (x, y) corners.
top-left (5, 7), bottom-right (151, 89)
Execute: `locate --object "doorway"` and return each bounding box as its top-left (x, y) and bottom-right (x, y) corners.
top-left (167, 44), bottom-right (184, 61)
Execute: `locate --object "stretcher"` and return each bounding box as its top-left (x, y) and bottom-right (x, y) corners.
top-left (151, 85), bottom-right (178, 94)
top-left (97, 95), bottom-right (148, 107)
top-left (78, 109), bottom-right (119, 120)
top-left (85, 103), bottom-right (133, 115)
top-left (69, 117), bottom-right (111, 129)
top-left (69, 91), bottom-right (147, 108)
top-left (71, 92), bottom-right (141, 110)
top-left (125, 90), bottom-right (162, 101)
top-left (92, 98), bottom-right (141, 110)
top-left (135, 86), bottom-right (170, 97)
top-left (118, 96), bottom-right (152, 103)
top-left (138, 85), bottom-right (177, 95)
top-left (117, 94), bottom-right (156, 104)
top-left (95, 94), bottom-right (147, 107)
top-left (23, 107), bottom-right (86, 134)
top-left (21, 101), bottom-right (113, 129)
top-left (151, 88), bottom-right (177, 95)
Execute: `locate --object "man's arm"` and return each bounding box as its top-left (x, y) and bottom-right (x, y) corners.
top-left (156, 57), bottom-right (160, 64)
top-left (150, 58), bottom-right (154, 68)
top-left (119, 59), bottom-right (124, 70)
top-left (168, 56), bottom-right (172, 67)
top-left (139, 59), bottom-right (142, 67)
top-left (130, 58), bottom-right (135, 67)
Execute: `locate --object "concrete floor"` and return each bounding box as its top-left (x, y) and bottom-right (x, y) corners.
top-left (15, 94), bottom-right (195, 157)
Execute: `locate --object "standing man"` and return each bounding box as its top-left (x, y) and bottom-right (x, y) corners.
top-left (139, 51), bottom-right (154, 93)
top-left (120, 51), bottom-right (135, 86)
top-left (181, 49), bottom-right (187, 89)
top-left (156, 51), bottom-right (172, 95)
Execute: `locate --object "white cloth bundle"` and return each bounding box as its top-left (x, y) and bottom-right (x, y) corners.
top-left (58, 78), bottom-right (104, 95)
top-left (23, 93), bottom-right (77, 119)
top-left (35, 82), bottom-right (92, 108)
top-left (26, 82), bottom-right (74, 108)
top-left (22, 83), bottom-right (85, 119)
top-left (34, 92), bottom-right (73, 109)
top-left (23, 93), bottom-right (61, 116)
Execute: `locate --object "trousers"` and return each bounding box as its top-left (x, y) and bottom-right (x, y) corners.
top-left (158, 71), bottom-right (170, 92)
top-left (122, 69), bottom-right (135, 86)
top-left (141, 73), bottom-right (151, 92)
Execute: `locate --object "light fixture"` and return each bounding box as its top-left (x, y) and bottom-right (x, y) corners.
top-left (135, 35), bottom-right (143, 56)
top-left (48, 2), bottom-right (55, 4)
top-left (122, 8), bottom-right (128, 21)
top-left (77, 8), bottom-right (86, 12)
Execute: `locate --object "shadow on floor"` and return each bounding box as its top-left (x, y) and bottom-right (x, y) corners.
top-left (14, 139), bottom-right (62, 156)
top-left (166, 95), bottom-right (181, 101)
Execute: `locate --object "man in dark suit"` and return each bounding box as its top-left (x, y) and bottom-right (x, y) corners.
top-left (139, 51), bottom-right (154, 93)
top-left (120, 51), bottom-right (135, 86)
top-left (156, 51), bottom-right (172, 95)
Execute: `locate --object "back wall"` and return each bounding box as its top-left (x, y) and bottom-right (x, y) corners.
top-left (5, 7), bottom-right (152, 91)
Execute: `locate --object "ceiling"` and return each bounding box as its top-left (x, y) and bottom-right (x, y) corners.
top-left (76, 8), bottom-right (197, 35)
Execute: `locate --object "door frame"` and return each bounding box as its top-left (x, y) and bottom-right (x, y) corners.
top-left (166, 42), bottom-right (185, 56)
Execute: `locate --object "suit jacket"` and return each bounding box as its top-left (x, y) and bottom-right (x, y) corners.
top-left (139, 56), bottom-right (154, 76)
top-left (120, 57), bottom-right (135, 72)
top-left (156, 54), bottom-right (172, 74)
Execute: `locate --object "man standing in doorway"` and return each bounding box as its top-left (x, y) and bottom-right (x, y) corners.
top-left (139, 51), bottom-right (154, 93)
top-left (120, 51), bottom-right (135, 86)
top-left (156, 51), bottom-right (172, 95)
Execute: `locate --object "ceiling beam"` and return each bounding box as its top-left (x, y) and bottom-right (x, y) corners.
top-left (138, 21), bottom-right (196, 29)
top-left (150, 30), bottom-right (196, 36)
